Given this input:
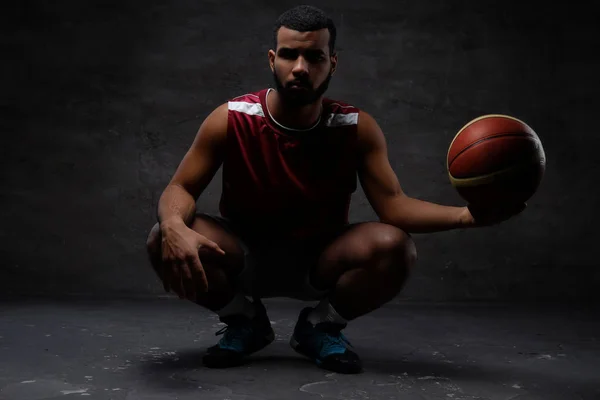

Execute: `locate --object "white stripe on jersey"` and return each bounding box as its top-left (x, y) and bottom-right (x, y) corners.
top-left (228, 101), bottom-right (265, 117)
top-left (229, 100), bottom-right (358, 127)
top-left (325, 112), bottom-right (359, 127)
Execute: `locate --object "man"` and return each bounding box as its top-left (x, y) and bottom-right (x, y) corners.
top-left (146, 5), bottom-right (524, 374)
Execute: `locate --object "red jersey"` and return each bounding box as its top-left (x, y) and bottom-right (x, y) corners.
top-left (219, 88), bottom-right (360, 241)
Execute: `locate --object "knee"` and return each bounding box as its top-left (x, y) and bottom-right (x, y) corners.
top-left (146, 222), bottom-right (161, 257)
top-left (359, 222), bottom-right (417, 272)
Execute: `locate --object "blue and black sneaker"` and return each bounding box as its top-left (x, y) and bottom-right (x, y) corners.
top-left (290, 307), bottom-right (362, 374)
top-left (202, 301), bottom-right (274, 368)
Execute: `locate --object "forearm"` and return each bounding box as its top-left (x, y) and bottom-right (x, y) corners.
top-left (157, 184), bottom-right (197, 227)
top-left (382, 195), bottom-right (469, 234)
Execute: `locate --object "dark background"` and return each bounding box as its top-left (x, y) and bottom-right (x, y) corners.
top-left (2, 0), bottom-right (598, 302)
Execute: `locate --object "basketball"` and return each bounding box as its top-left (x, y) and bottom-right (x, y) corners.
top-left (447, 114), bottom-right (546, 206)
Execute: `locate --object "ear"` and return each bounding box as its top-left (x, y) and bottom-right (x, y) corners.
top-left (330, 52), bottom-right (338, 76)
top-left (268, 50), bottom-right (276, 73)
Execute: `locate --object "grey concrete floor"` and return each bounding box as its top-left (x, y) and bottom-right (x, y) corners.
top-left (0, 297), bottom-right (598, 400)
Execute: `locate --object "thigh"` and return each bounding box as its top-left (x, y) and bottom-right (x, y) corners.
top-left (148, 214), bottom-right (248, 278)
top-left (309, 221), bottom-right (413, 289)
top-left (189, 214), bottom-right (248, 277)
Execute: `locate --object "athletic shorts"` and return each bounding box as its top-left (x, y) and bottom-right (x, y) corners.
top-left (200, 214), bottom-right (332, 301)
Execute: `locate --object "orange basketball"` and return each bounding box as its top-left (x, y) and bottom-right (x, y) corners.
top-left (447, 114), bottom-right (546, 206)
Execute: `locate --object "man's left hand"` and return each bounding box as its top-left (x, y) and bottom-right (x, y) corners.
top-left (459, 202), bottom-right (527, 228)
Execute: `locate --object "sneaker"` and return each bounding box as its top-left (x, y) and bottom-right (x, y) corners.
top-left (290, 307), bottom-right (362, 374)
top-left (202, 301), bottom-right (274, 368)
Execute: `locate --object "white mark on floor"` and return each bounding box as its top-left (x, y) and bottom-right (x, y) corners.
top-left (325, 373), bottom-right (336, 378)
top-left (20, 380), bottom-right (36, 384)
top-left (81, 393), bottom-right (91, 396)
top-left (447, 394), bottom-right (455, 398)
top-left (300, 381), bottom-right (330, 395)
top-left (150, 347), bottom-right (160, 350)
top-left (112, 388), bottom-right (121, 391)
top-left (537, 354), bottom-right (554, 360)
top-left (98, 333), bottom-right (113, 338)
top-left (61, 389), bottom-right (88, 395)
top-left (45, 334), bottom-right (51, 337)
top-left (512, 384), bottom-right (522, 389)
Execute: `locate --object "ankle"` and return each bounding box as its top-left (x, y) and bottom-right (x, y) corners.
top-left (308, 298), bottom-right (347, 326)
top-left (217, 292), bottom-right (257, 320)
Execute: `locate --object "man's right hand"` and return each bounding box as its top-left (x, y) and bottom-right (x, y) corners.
top-left (159, 217), bottom-right (226, 300)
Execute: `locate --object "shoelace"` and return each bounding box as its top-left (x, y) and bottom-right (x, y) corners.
top-left (316, 329), bottom-right (353, 356)
top-left (215, 325), bottom-right (254, 350)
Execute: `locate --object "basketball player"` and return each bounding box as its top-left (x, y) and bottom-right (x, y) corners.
top-left (146, 5), bottom-right (525, 374)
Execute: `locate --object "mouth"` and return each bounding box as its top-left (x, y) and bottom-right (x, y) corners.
top-left (288, 81), bottom-right (309, 89)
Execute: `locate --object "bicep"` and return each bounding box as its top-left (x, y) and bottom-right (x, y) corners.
top-left (169, 103), bottom-right (228, 199)
top-left (357, 112), bottom-right (405, 220)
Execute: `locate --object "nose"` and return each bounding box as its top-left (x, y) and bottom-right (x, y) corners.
top-left (291, 56), bottom-right (309, 76)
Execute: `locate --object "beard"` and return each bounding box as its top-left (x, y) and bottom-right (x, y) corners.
top-left (272, 68), bottom-right (333, 108)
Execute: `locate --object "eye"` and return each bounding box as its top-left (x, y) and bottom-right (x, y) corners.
top-left (305, 52), bottom-right (326, 63)
top-left (278, 49), bottom-right (298, 59)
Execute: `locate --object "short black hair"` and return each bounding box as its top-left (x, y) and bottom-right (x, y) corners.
top-left (272, 5), bottom-right (337, 55)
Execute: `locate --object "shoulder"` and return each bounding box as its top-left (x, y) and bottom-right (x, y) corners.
top-left (356, 110), bottom-right (386, 153)
top-left (226, 89), bottom-right (267, 119)
top-left (321, 97), bottom-right (361, 129)
top-left (193, 89), bottom-right (267, 146)
top-left (229, 90), bottom-right (263, 104)
top-left (321, 98), bottom-right (383, 150)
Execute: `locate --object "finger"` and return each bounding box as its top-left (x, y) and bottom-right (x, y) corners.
top-left (179, 258), bottom-right (193, 280)
top-left (171, 261), bottom-right (186, 299)
top-left (179, 261), bottom-right (197, 301)
top-left (188, 254), bottom-right (209, 292)
top-left (202, 240), bottom-right (226, 255)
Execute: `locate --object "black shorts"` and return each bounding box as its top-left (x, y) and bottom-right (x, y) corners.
top-left (201, 214), bottom-right (332, 301)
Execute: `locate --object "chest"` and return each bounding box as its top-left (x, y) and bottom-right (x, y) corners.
top-left (226, 124), bottom-right (358, 196)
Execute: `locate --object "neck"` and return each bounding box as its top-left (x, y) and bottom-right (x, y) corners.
top-left (267, 89), bottom-right (322, 130)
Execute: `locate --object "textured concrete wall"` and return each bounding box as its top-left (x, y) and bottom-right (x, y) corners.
top-left (2, 0), bottom-right (598, 301)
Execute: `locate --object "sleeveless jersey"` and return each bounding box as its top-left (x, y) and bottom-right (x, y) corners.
top-left (219, 88), bottom-right (361, 241)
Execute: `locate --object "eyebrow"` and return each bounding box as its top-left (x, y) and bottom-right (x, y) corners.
top-left (278, 47), bottom-right (326, 55)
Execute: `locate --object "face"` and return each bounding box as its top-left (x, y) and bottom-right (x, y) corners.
top-left (268, 27), bottom-right (337, 107)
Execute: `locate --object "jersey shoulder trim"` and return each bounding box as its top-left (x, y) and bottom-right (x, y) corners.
top-left (228, 91), bottom-right (264, 117)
